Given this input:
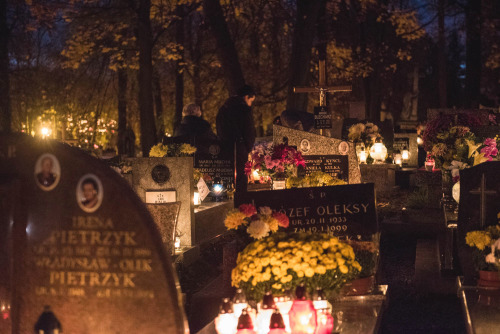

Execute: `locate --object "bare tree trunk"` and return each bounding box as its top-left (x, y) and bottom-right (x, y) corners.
top-left (203, 0), bottom-right (245, 95)
top-left (174, 7), bottom-right (185, 132)
top-left (187, 13), bottom-right (203, 108)
top-left (137, 0), bottom-right (157, 156)
top-left (438, 0), bottom-right (447, 108)
top-left (153, 72), bottom-right (164, 139)
top-left (465, 0), bottom-right (482, 108)
top-left (286, 0), bottom-right (323, 112)
top-left (0, 0), bottom-right (10, 132)
top-left (117, 68), bottom-right (127, 155)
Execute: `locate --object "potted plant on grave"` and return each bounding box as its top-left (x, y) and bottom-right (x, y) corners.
top-left (231, 232), bottom-right (361, 302)
top-left (342, 236), bottom-right (380, 295)
top-left (245, 142), bottom-right (306, 189)
top-left (465, 222), bottom-right (500, 287)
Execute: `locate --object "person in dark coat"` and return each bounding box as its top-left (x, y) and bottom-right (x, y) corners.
top-left (173, 103), bottom-right (217, 146)
top-left (216, 85), bottom-right (256, 193)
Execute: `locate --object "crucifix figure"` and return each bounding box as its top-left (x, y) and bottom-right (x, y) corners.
top-left (469, 173), bottom-right (497, 228)
top-left (293, 60), bottom-right (351, 134)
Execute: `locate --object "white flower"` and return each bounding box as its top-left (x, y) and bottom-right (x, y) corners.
top-left (486, 253), bottom-right (496, 264)
top-left (247, 220), bottom-right (270, 239)
top-left (259, 206), bottom-right (273, 216)
top-left (447, 160), bottom-right (469, 178)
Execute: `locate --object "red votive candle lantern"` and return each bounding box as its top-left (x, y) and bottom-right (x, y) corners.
top-left (268, 309), bottom-right (287, 334)
top-left (315, 309), bottom-right (334, 334)
top-left (425, 154), bottom-right (435, 172)
top-left (236, 308), bottom-right (257, 334)
top-left (289, 284), bottom-right (317, 334)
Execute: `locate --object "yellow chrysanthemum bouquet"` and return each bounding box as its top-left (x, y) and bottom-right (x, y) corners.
top-left (231, 232), bottom-right (361, 301)
top-left (465, 220), bottom-right (500, 272)
top-left (149, 143), bottom-right (197, 157)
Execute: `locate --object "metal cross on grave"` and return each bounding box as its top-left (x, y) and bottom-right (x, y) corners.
top-left (294, 59), bottom-right (351, 134)
top-left (469, 173), bottom-right (497, 228)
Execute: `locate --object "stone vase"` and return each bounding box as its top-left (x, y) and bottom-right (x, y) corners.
top-left (478, 270), bottom-right (500, 288)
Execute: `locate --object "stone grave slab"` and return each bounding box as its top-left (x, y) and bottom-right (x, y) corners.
top-left (132, 157), bottom-right (194, 247)
top-left (0, 133), bottom-right (187, 333)
top-left (359, 164), bottom-right (397, 195)
top-left (273, 124), bottom-right (361, 184)
top-left (457, 162), bottom-right (500, 284)
top-left (235, 183), bottom-right (378, 240)
top-left (393, 133), bottom-right (418, 167)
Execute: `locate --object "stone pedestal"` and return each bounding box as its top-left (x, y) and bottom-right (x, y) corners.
top-left (132, 157), bottom-right (194, 247)
top-left (360, 164), bottom-right (396, 194)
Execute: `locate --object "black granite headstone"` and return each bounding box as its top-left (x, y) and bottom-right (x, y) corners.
top-left (194, 141), bottom-right (234, 187)
top-left (235, 183), bottom-right (378, 239)
top-left (301, 155), bottom-right (349, 183)
top-left (0, 134), bottom-right (187, 333)
top-left (457, 162), bottom-right (500, 284)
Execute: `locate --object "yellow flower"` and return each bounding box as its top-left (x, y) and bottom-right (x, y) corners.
top-left (224, 210), bottom-right (247, 229)
top-left (149, 143), bottom-right (168, 157)
top-left (272, 283), bottom-right (282, 290)
top-left (339, 265), bottom-right (349, 274)
top-left (305, 268), bottom-right (315, 277)
top-left (179, 143), bottom-right (197, 155)
top-left (315, 265), bottom-right (326, 275)
top-left (466, 231), bottom-right (492, 250)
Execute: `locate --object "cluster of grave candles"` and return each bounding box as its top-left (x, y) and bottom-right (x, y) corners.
top-left (215, 285), bottom-right (334, 334)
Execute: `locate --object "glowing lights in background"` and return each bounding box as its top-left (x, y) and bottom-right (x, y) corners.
top-left (193, 191), bottom-right (201, 206)
top-left (369, 141), bottom-right (387, 163)
top-left (401, 146), bottom-right (410, 166)
top-left (393, 152), bottom-right (402, 166)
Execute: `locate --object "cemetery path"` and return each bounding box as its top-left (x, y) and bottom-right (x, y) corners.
top-left (378, 229), bottom-right (465, 334)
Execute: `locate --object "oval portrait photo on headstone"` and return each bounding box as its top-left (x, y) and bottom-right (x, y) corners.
top-left (34, 153), bottom-right (61, 191)
top-left (76, 173), bottom-right (103, 213)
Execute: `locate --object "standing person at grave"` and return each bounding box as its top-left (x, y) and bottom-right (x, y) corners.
top-left (173, 103), bottom-right (217, 144)
top-left (216, 85), bottom-right (256, 193)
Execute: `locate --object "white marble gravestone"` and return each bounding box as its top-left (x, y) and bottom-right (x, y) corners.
top-left (132, 157), bottom-right (194, 247)
top-left (273, 125), bottom-right (361, 184)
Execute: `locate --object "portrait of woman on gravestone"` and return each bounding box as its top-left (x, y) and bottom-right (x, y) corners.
top-left (34, 153), bottom-right (61, 191)
top-left (76, 174), bottom-right (103, 213)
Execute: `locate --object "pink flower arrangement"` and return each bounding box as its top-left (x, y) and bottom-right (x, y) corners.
top-left (224, 204), bottom-right (290, 240)
top-left (245, 142), bottom-right (306, 180)
top-left (480, 138), bottom-right (498, 161)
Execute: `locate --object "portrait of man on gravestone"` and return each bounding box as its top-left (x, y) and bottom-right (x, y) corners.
top-left (34, 153), bottom-right (60, 191)
top-left (76, 174), bottom-right (103, 212)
